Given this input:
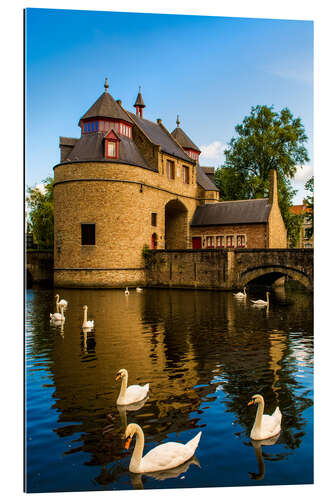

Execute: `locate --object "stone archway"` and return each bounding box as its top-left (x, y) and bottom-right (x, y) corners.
top-left (165, 199), bottom-right (188, 249)
top-left (240, 265), bottom-right (312, 290)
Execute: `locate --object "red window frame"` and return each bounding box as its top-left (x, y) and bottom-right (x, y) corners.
top-left (105, 139), bottom-right (118, 159)
top-left (182, 165), bottom-right (190, 184)
top-left (226, 235), bottom-right (234, 248)
top-left (166, 160), bottom-right (175, 180)
top-left (216, 236), bottom-right (224, 248)
top-left (237, 235), bottom-right (246, 248)
top-left (206, 236), bottom-right (214, 248)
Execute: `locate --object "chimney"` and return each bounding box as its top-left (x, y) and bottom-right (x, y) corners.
top-left (269, 169), bottom-right (278, 205)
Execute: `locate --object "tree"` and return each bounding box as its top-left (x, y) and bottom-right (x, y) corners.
top-left (214, 105), bottom-right (309, 245)
top-left (304, 176), bottom-right (314, 239)
top-left (26, 177), bottom-right (54, 249)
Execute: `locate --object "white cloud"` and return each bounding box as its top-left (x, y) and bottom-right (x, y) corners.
top-left (293, 163), bottom-right (313, 183)
top-left (35, 183), bottom-right (47, 194)
top-left (199, 141), bottom-right (226, 166)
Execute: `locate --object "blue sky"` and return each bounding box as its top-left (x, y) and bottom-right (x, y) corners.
top-left (25, 8), bottom-right (313, 203)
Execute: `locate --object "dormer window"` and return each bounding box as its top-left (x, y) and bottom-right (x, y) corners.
top-left (104, 129), bottom-right (119, 159)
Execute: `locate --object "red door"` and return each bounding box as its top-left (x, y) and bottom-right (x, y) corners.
top-left (151, 233), bottom-right (157, 249)
top-left (192, 237), bottom-right (202, 249)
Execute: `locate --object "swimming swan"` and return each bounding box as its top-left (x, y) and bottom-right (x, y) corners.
top-left (233, 287), bottom-right (247, 298)
top-left (82, 305), bottom-right (94, 329)
top-left (50, 304), bottom-right (65, 323)
top-left (136, 287), bottom-right (143, 292)
top-left (248, 394), bottom-right (282, 440)
top-left (125, 287), bottom-right (130, 295)
top-left (124, 423), bottom-right (202, 473)
top-left (251, 292), bottom-right (270, 307)
top-left (115, 369), bottom-right (149, 405)
top-left (55, 294), bottom-right (68, 310)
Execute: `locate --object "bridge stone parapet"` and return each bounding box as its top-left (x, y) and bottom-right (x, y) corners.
top-left (145, 248), bottom-right (313, 291)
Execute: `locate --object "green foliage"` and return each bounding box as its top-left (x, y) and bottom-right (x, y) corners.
top-left (304, 176), bottom-right (314, 239)
top-left (26, 177), bottom-right (54, 249)
top-left (214, 105), bottom-right (309, 244)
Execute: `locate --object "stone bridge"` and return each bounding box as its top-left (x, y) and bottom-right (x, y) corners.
top-left (26, 250), bottom-right (53, 286)
top-left (145, 248), bottom-right (313, 291)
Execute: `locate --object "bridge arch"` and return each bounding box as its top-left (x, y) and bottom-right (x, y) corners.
top-left (239, 264), bottom-right (312, 290)
top-left (165, 199), bottom-right (188, 249)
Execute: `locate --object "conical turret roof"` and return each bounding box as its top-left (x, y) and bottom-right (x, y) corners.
top-left (171, 125), bottom-right (200, 152)
top-left (134, 88), bottom-right (145, 108)
top-left (79, 79), bottom-right (131, 123)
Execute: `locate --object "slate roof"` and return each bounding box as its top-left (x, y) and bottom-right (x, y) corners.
top-left (201, 166), bottom-right (215, 175)
top-left (171, 126), bottom-right (200, 151)
top-left (196, 165), bottom-right (219, 192)
top-left (59, 137), bottom-right (79, 147)
top-left (191, 198), bottom-right (271, 226)
top-left (128, 112), bottom-right (194, 163)
top-left (80, 91), bottom-right (132, 123)
top-left (63, 132), bottom-right (155, 171)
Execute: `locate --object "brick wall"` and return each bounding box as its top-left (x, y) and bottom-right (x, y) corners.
top-left (190, 223), bottom-right (267, 249)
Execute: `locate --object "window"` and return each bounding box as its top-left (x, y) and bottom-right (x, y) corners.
top-left (237, 235), bottom-right (246, 248)
top-left (216, 236), bottom-right (224, 248)
top-left (84, 123), bottom-right (88, 133)
top-left (182, 165), bottom-right (190, 184)
top-left (151, 213), bottom-right (157, 226)
top-left (166, 160), bottom-right (175, 179)
top-left (226, 235), bottom-right (234, 248)
top-left (206, 236), bottom-right (214, 248)
top-left (107, 141), bottom-right (116, 157)
top-left (100, 121), bottom-right (104, 131)
top-left (81, 224), bottom-right (95, 245)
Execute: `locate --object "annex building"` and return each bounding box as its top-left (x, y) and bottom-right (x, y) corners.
top-left (53, 79), bottom-right (287, 288)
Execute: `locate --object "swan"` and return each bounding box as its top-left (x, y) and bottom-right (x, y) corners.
top-left (136, 287), bottom-right (143, 292)
top-left (115, 369), bottom-right (149, 405)
top-left (125, 287), bottom-right (129, 295)
top-left (248, 394), bottom-right (282, 440)
top-left (130, 456), bottom-right (201, 488)
top-left (55, 294), bottom-right (68, 310)
top-left (233, 287), bottom-right (247, 298)
top-left (124, 423), bottom-right (202, 473)
top-left (50, 304), bottom-right (65, 323)
top-left (251, 291), bottom-right (270, 307)
top-left (82, 305), bottom-right (94, 329)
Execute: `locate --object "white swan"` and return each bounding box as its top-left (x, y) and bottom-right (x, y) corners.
top-left (124, 423), bottom-right (202, 473)
top-left (130, 456), bottom-right (201, 488)
top-left (248, 394), bottom-right (282, 440)
top-left (125, 287), bottom-right (129, 295)
top-left (50, 304), bottom-right (65, 323)
top-left (136, 287), bottom-right (143, 292)
top-left (115, 368), bottom-right (149, 405)
top-left (233, 287), bottom-right (247, 298)
top-left (55, 294), bottom-right (68, 310)
top-left (82, 305), bottom-right (94, 329)
top-left (251, 291), bottom-right (270, 307)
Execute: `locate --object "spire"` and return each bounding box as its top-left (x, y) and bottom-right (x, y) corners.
top-left (104, 77), bottom-right (109, 93)
top-left (176, 115), bottom-right (180, 127)
top-left (134, 86), bottom-right (146, 117)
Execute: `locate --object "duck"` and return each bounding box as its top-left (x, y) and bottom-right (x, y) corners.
top-left (124, 423), bottom-right (202, 473)
top-left (82, 305), bottom-right (94, 329)
top-left (247, 394), bottom-right (282, 440)
top-left (136, 287), bottom-right (143, 292)
top-left (50, 304), bottom-right (65, 323)
top-left (125, 287), bottom-right (130, 295)
top-left (233, 287), bottom-right (247, 298)
top-left (115, 368), bottom-right (149, 405)
top-left (55, 294), bottom-right (68, 310)
top-left (251, 291), bottom-right (270, 307)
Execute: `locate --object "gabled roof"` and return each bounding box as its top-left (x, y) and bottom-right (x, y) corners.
top-left (196, 165), bottom-right (219, 192)
top-left (171, 126), bottom-right (200, 152)
top-left (79, 91), bottom-right (132, 123)
top-left (191, 199), bottom-right (271, 226)
top-left (62, 132), bottom-right (155, 171)
top-left (128, 112), bottom-right (194, 163)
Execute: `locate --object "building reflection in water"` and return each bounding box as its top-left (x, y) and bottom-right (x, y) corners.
top-left (27, 286), bottom-right (313, 488)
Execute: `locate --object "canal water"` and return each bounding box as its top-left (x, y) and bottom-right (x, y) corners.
top-left (25, 285), bottom-right (313, 493)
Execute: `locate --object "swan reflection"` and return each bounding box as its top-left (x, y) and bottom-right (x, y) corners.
top-left (130, 455), bottom-right (201, 489)
top-left (248, 433), bottom-right (280, 481)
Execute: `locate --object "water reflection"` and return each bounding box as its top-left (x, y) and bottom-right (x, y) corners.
top-left (25, 285), bottom-right (313, 492)
top-left (248, 434), bottom-right (280, 481)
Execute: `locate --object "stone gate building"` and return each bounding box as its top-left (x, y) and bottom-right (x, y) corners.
top-left (53, 79), bottom-right (287, 288)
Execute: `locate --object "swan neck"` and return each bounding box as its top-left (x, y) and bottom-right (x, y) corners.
top-left (130, 426), bottom-right (144, 472)
top-left (253, 399), bottom-right (264, 430)
top-left (119, 372), bottom-right (128, 398)
top-left (83, 308), bottom-right (87, 324)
